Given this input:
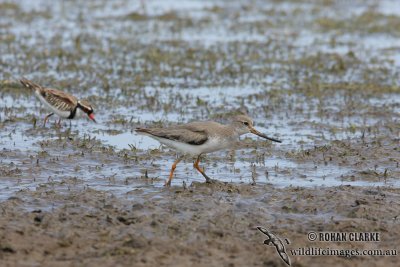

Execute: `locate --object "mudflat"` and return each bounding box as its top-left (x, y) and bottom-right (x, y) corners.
top-left (1, 0), bottom-right (399, 266)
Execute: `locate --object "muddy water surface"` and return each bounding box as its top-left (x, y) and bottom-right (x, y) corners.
top-left (0, 0), bottom-right (399, 266)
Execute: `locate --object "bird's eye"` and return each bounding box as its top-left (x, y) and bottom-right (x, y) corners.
top-left (243, 122), bottom-right (249, 126)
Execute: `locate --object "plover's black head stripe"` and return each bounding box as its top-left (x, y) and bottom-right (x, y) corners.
top-left (77, 99), bottom-right (94, 114)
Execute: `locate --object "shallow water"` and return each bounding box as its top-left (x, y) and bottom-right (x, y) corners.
top-left (1, 0), bottom-right (400, 202)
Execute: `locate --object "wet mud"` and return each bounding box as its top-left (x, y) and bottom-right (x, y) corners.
top-left (0, 0), bottom-right (399, 266)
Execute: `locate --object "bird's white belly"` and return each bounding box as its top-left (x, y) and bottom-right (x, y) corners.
top-left (157, 137), bottom-right (233, 156)
top-left (35, 91), bottom-right (70, 118)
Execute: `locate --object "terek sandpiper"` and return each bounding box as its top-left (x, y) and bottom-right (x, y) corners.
top-left (20, 78), bottom-right (96, 126)
top-left (136, 115), bottom-right (281, 186)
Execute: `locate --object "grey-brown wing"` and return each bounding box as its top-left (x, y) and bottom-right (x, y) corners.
top-left (41, 89), bottom-right (78, 112)
top-left (136, 126), bottom-right (208, 145)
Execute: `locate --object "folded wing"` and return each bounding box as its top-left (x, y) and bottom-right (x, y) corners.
top-left (136, 123), bottom-right (209, 145)
top-left (41, 89), bottom-right (78, 112)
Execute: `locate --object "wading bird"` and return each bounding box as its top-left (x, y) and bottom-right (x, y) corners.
top-left (20, 78), bottom-right (96, 126)
top-left (136, 115), bottom-right (281, 186)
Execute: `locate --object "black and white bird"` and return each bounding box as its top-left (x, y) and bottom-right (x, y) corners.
top-left (20, 78), bottom-right (96, 126)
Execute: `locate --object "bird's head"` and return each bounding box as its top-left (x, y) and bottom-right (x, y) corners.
top-left (78, 99), bottom-right (96, 122)
top-left (232, 115), bottom-right (281, 143)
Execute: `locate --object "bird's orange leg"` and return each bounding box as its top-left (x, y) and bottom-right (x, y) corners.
top-left (193, 155), bottom-right (212, 183)
top-left (165, 156), bottom-right (183, 186)
top-left (43, 113), bottom-right (54, 127)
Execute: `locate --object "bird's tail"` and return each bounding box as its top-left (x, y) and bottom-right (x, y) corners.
top-left (20, 78), bottom-right (42, 91)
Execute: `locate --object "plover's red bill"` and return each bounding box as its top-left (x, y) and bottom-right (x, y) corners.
top-left (20, 78), bottom-right (96, 126)
top-left (136, 115), bottom-right (282, 186)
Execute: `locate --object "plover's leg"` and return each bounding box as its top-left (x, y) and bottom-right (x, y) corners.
top-left (194, 155), bottom-right (212, 183)
top-left (56, 118), bottom-right (62, 127)
top-left (165, 156), bottom-right (184, 186)
top-left (43, 113), bottom-right (54, 127)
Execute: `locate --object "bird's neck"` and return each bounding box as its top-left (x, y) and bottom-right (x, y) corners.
top-left (68, 105), bottom-right (79, 119)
